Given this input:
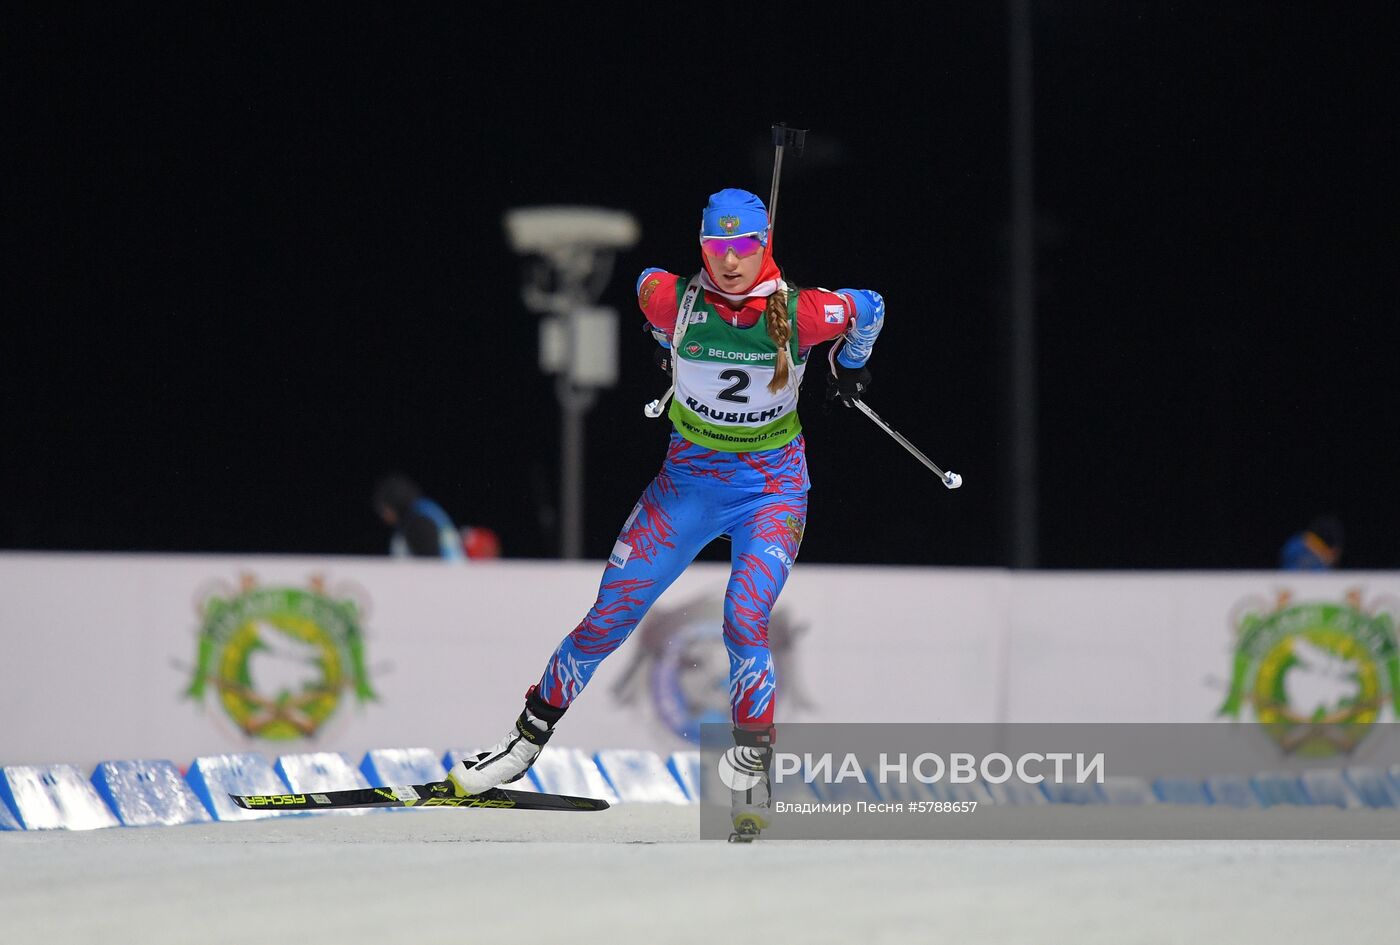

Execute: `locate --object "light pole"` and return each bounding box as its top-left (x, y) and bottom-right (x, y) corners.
top-left (1008, 0), bottom-right (1039, 569)
top-left (504, 206), bottom-right (640, 559)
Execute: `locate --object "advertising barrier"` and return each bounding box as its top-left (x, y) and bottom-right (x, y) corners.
top-left (1, 553), bottom-right (1396, 773)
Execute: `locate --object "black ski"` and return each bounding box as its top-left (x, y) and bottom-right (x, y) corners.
top-left (229, 780), bottom-right (610, 812)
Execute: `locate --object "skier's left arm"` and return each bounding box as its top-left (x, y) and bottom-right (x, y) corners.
top-left (833, 289), bottom-right (884, 369)
top-left (796, 287), bottom-right (884, 405)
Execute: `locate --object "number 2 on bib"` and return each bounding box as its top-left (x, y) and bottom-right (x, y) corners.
top-left (718, 369), bottom-right (751, 403)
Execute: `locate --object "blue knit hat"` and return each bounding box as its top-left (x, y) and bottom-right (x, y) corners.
top-left (700, 188), bottom-right (769, 239)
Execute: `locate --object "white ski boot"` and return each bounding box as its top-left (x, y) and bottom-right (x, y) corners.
top-left (450, 687), bottom-right (567, 796)
top-left (727, 727), bottom-right (774, 843)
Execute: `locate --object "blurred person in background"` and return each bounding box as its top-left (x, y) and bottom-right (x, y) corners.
top-left (1279, 514), bottom-right (1344, 570)
top-left (446, 187), bottom-right (885, 841)
top-left (373, 473), bottom-right (464, 560)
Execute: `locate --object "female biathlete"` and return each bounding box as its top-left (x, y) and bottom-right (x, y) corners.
top-left (450, 188), bottom-right (884, 837)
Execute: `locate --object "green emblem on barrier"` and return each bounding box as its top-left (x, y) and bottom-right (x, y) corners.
top-left (184, 574), bottom-right (377, 740)
top-left (1218, 589), bottom-right (1400, 756)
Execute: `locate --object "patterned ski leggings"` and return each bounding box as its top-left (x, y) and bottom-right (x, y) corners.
top-left (535, 470), bottom-right (807, 730)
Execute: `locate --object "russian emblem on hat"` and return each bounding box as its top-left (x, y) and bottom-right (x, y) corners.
top-left (701, 189), bottom-right (768, 239)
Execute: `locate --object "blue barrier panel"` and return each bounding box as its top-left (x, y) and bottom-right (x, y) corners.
top-left (923, 780), bottom-right (950, 802)
top-left (0, 791), bottom-right (19, 830)
top-left (185, 753), bottom-right (291, 821)
top-left (91, 760), bottom-right (213, 827)
top-left (943, 781), bottom-right (994, 805)
top-left (1204, 775), bottom-right (1260, 808)
top-left (869, 774), bottom-right (938, 804)
top-left (1099, 777), bottom-right (1154, 806)
top-left (1344, 767), bottom-right (1399, 808)
top-left (808, 768), bottom-right (879, 805)
top-left (1042, 781), bottom-right (1103, 805)
top-left (359, 747), bottom-right (446, 787)
top-left (1387, 765), bottom-right (1400, 797)
top-left (594, 750), bottom-right (690, 804)
top-left (442, 747), bottom-right (541, 792)
top-left (1299, 769), bottom-right (1361, 809)
top-left (0, 764), bottom-right (120, 830)
top-left (1251, 772), bottom-right (1309, 807)
top-left (529, 748), bottom-right (619, 804)
top-left (985, 780), bottom-right (1049, 806)
top-left (276, 752), bottom-right (377, 815)
top-left (666, 751), bottom-right (700, 802)
top-left (1153, 778), bottom-right (1211, 805)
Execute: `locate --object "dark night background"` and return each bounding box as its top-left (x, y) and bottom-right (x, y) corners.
top-left (4, 5), bottom-right (1396, 569)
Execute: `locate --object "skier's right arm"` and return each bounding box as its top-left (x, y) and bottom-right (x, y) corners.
top-left (638, 268), bottom-right (680, 372)
top-left (637, 268), bottom-right (680, 340)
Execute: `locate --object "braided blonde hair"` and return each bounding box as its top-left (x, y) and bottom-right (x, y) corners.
top-left (763, 287), bottom-right (792, 393)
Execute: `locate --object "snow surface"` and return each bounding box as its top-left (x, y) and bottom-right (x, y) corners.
top-left (1, 806), bottom-right (1396, 944)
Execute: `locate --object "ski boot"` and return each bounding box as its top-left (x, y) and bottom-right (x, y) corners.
top-left (727, 726), bottom-right (774, 843)
top-left (449, 686), bottom-right (567, 796)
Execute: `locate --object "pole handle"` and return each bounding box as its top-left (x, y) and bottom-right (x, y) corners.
top-left (767, 123), bottom-right (809, 235)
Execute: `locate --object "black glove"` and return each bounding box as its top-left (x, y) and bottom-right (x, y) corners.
top-left (826, 362), bottom-right (872, 408)
top-left (652, 345), bottom-right (672, 374)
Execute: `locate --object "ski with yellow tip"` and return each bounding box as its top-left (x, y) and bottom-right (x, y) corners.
top-left (229, 781), bottom-right (609, 812)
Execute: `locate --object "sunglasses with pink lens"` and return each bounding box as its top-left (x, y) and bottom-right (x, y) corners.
top-left (699, 233), bottom-right (766, 259)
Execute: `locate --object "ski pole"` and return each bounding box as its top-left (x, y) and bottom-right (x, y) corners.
top-left (852, 399), bottom-right (963, 489)
top-left (768, 122), bottom-right (807, 236)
